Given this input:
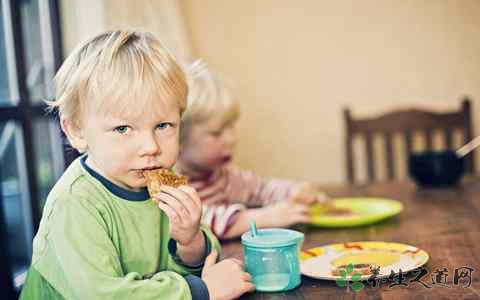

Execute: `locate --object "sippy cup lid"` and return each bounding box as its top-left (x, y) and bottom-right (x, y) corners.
top-left (241, 228), bottom-right (304, 248)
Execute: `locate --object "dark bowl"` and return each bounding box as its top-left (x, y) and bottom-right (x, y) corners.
top-left (408, 150), bottom-right (465, 188)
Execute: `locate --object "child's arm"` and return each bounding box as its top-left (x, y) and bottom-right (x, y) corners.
top-left (199, 165), bottom-right (327, 239)
top-left (219, 164), bottom-right (299, 207)
top-left (220, 200), bottom-right (311, 239)
top-left (176, 230), bottom-right (206, 265)
top-left (205, 197), bottom-right (311, 239)
top-left (220, 164), bottom-right (328, 207)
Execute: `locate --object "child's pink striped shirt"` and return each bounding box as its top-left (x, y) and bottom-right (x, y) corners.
top-left (181, 164), bottom-right (298, 239)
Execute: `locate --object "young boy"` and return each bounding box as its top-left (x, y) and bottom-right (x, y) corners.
top-left (177, 60), bottom-right (327, 239)
top-left (20, 30), bottom-right (254, 300)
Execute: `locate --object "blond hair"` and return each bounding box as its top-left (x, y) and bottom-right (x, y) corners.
top-left (181, 60), bottom-right (239, 143)
top-left (49, 30), bottom-right (188, 125)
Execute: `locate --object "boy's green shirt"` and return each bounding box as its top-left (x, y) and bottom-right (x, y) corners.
top-left (20, 157), bottom-right (220, 300)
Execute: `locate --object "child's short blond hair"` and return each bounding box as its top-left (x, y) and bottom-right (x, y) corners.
top-left (49, 30), bottom-right (188, 125)
top-left (181, 60), bottom-right (239, 143)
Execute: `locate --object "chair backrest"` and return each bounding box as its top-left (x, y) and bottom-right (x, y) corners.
top-left (344, 98), bottom-right (474, 184)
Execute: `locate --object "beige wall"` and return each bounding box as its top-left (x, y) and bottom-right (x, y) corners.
top-left (59, 0), bottom-right (106, 54)
top-left (182, 0), bottom-right (480, 184)
top-left (60, 1), bottom-right (480, 184)
top-left (59, 0), bottom-right (192, 60)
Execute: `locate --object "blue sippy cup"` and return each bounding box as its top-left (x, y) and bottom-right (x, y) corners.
top-left (241, 222), bottom-right (304, 292)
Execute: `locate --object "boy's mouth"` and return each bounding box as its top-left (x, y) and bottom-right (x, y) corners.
top-left (140, 166), bottom-right (162, 171)
top-left (133, 167), bottom-right (163, 178)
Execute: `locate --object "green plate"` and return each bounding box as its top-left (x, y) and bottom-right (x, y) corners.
top-left (310, 198), bottom-right (403, 227)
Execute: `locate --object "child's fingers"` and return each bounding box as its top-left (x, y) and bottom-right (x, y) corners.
top-left (155, 193), bottom-right (189, 220)
top-left (289, 212), bottom-right (311, 224)
top-left (293, 203), bottom-right (310, 214)
top-left (292, 205), bottom-right (311, 223)
top-left (241, 271), bottom-right (252, 281)
top-left (316, 192), bottom-right (330, 203)
top-left (242, 281), bottom-right (256, 292)
top-left (160, 186), bottom-right (198, 216)
top-left (294, 194), bottom-right (317, 205)
top-left (204, 250), bottom-right (218, 268)
top-left (296, 215), bottom-right (312, 224)
top-left (177, 185), bottom-right (202, 209)
top-left (232, 278), bottom-right (256, 299)
top-left (157, 201), bottom-right (181, 223)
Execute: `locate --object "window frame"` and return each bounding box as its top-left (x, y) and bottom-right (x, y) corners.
top-left (0, 0), bottom-right (64, 296)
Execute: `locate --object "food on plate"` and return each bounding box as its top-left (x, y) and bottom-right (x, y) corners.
top-left (331, 263), bottom-right (377, 276)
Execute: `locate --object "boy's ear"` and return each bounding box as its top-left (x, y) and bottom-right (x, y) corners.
top-left (61, 118), bottom-right (88, 153)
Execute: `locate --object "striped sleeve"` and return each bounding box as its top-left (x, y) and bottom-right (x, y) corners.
top-left (201, 203), bottom-right (245, 238)
top-left (223, 164), bottom-right (299, 207)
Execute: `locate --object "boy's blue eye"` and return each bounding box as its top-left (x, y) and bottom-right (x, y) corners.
top-left (114, 126), bottom-right (130, 134)
top-left (156, 123), bottom-right (173, 130)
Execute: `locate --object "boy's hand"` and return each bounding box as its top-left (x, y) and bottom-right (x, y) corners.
top-left (202, 250), bottom-right (255, 300)
top-left (154, 185), bottom-right (202, 246)
top-left (258, 200), bottom-right (311, 228)
top-left (290, 182), bottom-right (329, 205)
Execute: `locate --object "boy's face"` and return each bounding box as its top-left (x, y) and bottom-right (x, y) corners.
top-left (71, 97), bottom-right (181, 192)
top-left (180, 116), bottom-right (236, 174)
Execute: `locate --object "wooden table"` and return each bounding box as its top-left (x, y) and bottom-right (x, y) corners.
top-left (221, 179), bottom-right (480, 299)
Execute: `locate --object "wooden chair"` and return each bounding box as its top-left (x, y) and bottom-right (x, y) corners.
top-left (344, 98), bottom-right (474, 184)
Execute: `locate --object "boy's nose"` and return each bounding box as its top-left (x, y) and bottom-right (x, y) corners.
top-left (139, 133), bottom-right (161, 156)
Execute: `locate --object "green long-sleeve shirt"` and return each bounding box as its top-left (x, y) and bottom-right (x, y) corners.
top-left (20, 156), bottom-right (220, 299)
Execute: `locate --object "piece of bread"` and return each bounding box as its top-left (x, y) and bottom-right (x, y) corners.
top-left (331, 263), bottom-right (376, 276)
top-left (143, 169), bottom-right (188, 196)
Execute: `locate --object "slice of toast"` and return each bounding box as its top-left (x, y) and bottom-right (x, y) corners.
top-left (331, 263), bottom-right (376, 276)
top-left (143, 169), bottom-right (188, 197)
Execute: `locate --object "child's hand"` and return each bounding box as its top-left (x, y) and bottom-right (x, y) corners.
top-left (259, 200), bottom-right (311, 228)
top-left (154, 185), bottom-right (202, 246)
top-left (190, 173), bottom-right (228, 205)
top-left (202, 250), bottom-right (255, 300)
top-left (290, 182), bottom-right (329, 205)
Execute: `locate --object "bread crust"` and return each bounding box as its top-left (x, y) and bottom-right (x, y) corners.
top-left (143, 169), bottom-right (188, 196)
